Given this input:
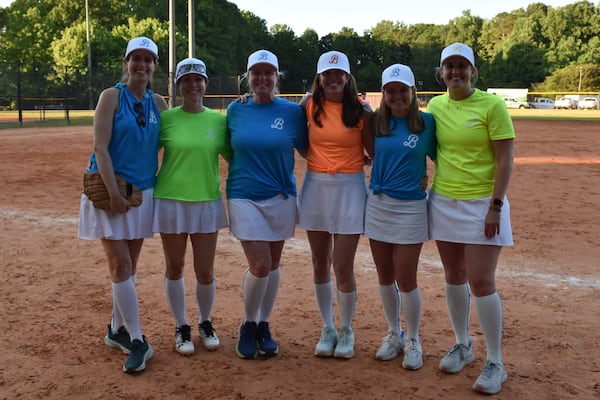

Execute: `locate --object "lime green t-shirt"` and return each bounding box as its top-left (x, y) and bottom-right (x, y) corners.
top-left (154, 107), bottom-right (231, 202)
top-left (427, 89), bottom-right (515, 199)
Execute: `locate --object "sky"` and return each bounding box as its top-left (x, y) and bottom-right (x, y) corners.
top-left (0, 0), bottom-right (579, 37)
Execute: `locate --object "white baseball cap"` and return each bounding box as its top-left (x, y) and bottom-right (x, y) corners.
top-left (440, 42), bottom-right (475, 67)
top-left (125, 36), bottom-right (159, 62)
top-left (381, 64), bottom-right (415, 89)
top-left (317, 51), bottom-right (350, 74)
top-left (175, 57), bottom-right (208, 82)
top-left (247, 50), bottom-right (279, 71)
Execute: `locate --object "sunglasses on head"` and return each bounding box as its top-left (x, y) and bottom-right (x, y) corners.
top-left (176, 63), bottom-right (206, 77)
top-left (134, 102), bottom-right (145, 127)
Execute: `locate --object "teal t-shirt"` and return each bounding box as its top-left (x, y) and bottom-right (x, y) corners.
top-left (154, 107), bottom-right (231, 202)
top-left (427, 89), bottom-right (515, 199)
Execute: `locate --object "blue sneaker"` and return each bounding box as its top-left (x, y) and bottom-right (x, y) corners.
top-left (123, 337), bottom-right (153, 373)
top-left (256, 321), bottom-right (279, 356)
top-left (235, 321), bottom-right (258, 359)
top-left (104, 325), bottom-right (132, 354)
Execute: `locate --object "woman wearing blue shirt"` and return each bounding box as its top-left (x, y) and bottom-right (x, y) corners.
top-left (226, 50), bottom-right (308, 359)
top-left (78, 37), bottom-right (168, 373)
top-left (364, 64), bottom-right (435, 370)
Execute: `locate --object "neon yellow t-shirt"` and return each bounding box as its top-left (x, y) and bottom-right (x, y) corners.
top-left (154, 107), bottom-right (230, 202)
top-left (427, 89), bottom-right (515, 199)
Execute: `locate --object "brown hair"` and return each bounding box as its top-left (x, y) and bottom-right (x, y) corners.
top-left (374, 87), bottom-right (424, 136)
top-left (308, 73), bottom-right (363, 128)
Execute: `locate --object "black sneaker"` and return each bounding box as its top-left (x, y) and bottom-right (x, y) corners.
top-left (256, 321), bottom-right (279, 356)
top-left (235, 321), bottom-right (258, 359)
top-left (123, 337), bottom-right (153, 373)
top-left (104, 325), bottom-right (132, 354)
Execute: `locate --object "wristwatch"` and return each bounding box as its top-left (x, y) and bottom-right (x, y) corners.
top-left (489, 198), bottom-right (503, 212)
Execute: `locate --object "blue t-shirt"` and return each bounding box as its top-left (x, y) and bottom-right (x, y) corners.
top-left (226, 97), bottom-right (308, 200)
top-left (369, 111), bottom-right (436, 200)
top-left (86, 82), bottom-right (160, 190)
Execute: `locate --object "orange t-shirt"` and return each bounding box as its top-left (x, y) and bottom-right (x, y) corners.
top-left (306, 98), bottom-right (365, 174)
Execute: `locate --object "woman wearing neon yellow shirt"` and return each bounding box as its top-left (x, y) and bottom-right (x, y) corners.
top-left (427, 43), bottom-right (515, 395)
top-left (153, 57), bottom-right (231, 356)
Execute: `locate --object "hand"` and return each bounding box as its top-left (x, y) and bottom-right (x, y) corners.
top-left (419, 175), bottom-right (428, 190)
top-left (484, 209), bottom-right (501, 238)
top-left (110, 195), bottom-right (131, 214)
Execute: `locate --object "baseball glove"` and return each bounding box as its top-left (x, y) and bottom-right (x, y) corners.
top-left (82, 172), bottom-right (142, 211)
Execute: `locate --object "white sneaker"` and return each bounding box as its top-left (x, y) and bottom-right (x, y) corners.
top-left (198, 320), bottom-right (220, 351)
top-left (333, 327), bottom-right (355, 359)
top-left (472, 360), bottom-right (507, 394)
top-left (314, 327), bottom-right (337, 357)
top-left (439, 342), bottom-right (474, 373)
top-left (402, 338), bottom-right (423, 370)
top-left (175, 325), bottom-right (194, 355)
top-left (375, 331), bottom-right (404, 361)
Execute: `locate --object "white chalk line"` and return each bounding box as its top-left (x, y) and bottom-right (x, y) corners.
top-left (3, 208), bottom-right (599, 289)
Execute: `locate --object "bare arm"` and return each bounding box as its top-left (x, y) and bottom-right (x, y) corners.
top-left (153, 93), bottom-right (169, 112)
top-left (485, 138), bottom-right (514, 237)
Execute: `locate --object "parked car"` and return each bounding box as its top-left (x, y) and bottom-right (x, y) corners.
top-left (502, 97), bottom-right (530, 109)
top-left (555, 97), bottom-right (577, 109)
top-left (529, 97), bottom-right (555, 109)
top-left (579, 97), bottom-right (599, 110)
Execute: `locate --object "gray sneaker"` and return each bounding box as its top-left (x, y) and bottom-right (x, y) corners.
top-left (375, 331), bottom-right (404, 361)
top-left (439, 342), bottom-right (474, 373)
top-left (333, 327), bottom-right (355, 359)
top-left (402, 339), bottom-right (423, 370)
top-left (472, 360), bottom-right (507, 394)
top-left (314, 327), bottom-right (337, 357)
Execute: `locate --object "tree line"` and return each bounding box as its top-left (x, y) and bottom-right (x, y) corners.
top-left (0, 0), bottom-right (598, 98)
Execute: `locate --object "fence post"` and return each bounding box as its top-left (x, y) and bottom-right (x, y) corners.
top-left (17, 62), bottom-right (23, 127)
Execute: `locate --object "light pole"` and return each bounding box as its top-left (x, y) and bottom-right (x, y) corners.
top-left (85, 0), bottom-right (93, 109)
top-left (578, 66), bottom-right (583, 93)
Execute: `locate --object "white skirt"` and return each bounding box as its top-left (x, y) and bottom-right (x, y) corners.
top-left (428, 190), bottom-right (513, 246)
top-left (153, 198), bottom-right (228, 234)
top-left (364, 191), bottom-right (429, 244)
top-left (78, 188), bottom-right (154, 240)
top-left (228, 194), bottom-right (297, 241)
top-left (298, 171), bottom-right (367, 234)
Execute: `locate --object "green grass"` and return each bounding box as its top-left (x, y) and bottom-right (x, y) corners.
top-left (1, 108), bottom-right (599, 129)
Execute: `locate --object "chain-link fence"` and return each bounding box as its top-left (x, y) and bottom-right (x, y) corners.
top-left (0, 61), bottom-right (244, 125)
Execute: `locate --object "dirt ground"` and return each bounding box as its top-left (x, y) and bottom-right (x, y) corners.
top-left (0, 120), bottom-right (599, 400)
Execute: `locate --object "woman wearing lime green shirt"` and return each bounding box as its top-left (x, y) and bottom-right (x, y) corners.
top-left (153, 57), bottom-right (231, 356)
top-left (427, 43), bottom-right (514, 395)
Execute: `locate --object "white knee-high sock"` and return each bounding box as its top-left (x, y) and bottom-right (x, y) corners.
top-left (165, 277), bottom-right (188, 327)
top-left (474, 291), bottom-right (503, 364)
top-left (445, 283), bottom-right (471, 345)
top-left (111, 274), bottom-right (136, 332)
top-left (112, 279), bottom-right (143, 341)
top-left (378, 283), bottom-right (401, 336)
top-left (338, 289), bottom-right (357, 330)
top-left (400, 287), bottom-right (421, 341)
top-left (196, 280), bottom-right (216, 324)
top-left (258, 267), bottom-right (280, 322)
top-left (243, 270), bottom-right (268, 323)
top-left (314, 281), bottom-right (335, 329)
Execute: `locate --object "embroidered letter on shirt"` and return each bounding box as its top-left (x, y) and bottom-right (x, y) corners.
top-left (403, 134), bottom-right (419, 149)
top-left (271, 118), bottom-right (285, 130)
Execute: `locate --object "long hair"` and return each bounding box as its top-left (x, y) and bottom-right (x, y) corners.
top-left (374, 87), bottom-right (424, 136)
top-left (308, 73), bottom-right (363, 128)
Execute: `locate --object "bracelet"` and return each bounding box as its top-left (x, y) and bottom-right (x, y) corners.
top-left (489, 205), bottom-right (502, 212)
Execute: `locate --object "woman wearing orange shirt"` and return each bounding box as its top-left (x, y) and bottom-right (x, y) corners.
top-left (299, 50), bottom-right (371, 359)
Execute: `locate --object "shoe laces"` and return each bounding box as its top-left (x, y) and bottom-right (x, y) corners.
top-left (199, 321), bottom-right (215, 338)
top-left (481, 361), bottom-right (501, 379)
top-left (338, 330), bottom-right (352, 346)
top-left (257, 322), bottom-right (272, 340)
top-left (177, 325), bottom-right (192, 342)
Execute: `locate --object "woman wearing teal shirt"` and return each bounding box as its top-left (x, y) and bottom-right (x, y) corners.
top-left (365, 64), bottom-right (435, 370)
top-left (153, 57), bottom-right (231, 356)
top-left (427, 43), bottom-right (515, 395)
top-left (78, 36), bottom-right (168, 373)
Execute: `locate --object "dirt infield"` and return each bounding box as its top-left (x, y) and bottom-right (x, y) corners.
top-left (0, 120), bottom-right (598, 400)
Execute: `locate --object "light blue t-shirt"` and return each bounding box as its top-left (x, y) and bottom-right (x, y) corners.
top-left (226, 97), bottom-right (308, 200)
top-left (369, 111), bottom-right (436, 200)
top-left (86, 82), bottom-right (160, 190)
